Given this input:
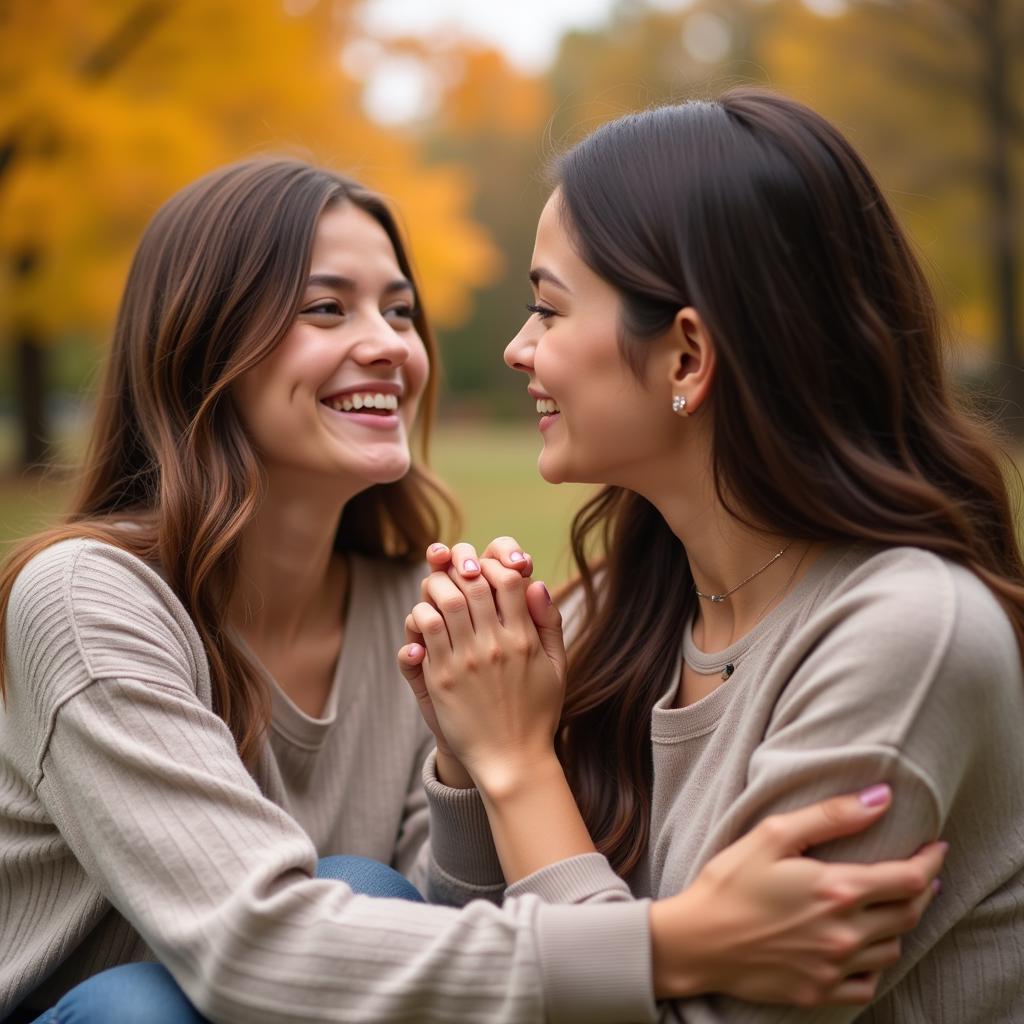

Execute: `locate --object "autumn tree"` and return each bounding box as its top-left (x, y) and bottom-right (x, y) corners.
top-left (0, 0), bottom-right (497, 469)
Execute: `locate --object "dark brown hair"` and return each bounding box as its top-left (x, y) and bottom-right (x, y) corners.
top-left (554, 89), bottom-right (1024, 877)
top-left (0, 158), bottom-right (457, 762)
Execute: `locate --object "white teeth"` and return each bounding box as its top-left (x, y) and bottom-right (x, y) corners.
top-left (535, 398), bottom-right (560, 415)
top-left (326, 392), bottom-right (399, 412)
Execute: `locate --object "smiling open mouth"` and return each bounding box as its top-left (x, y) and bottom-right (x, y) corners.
top-left (321, 392), bottom-right (399, 416)
top-left (536, 398), bottom-right (560, 415)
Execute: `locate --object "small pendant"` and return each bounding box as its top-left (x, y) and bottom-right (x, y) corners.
top-left (721, 663), bottom-right (735, 681)
top-left (710, 594), bottom-right (725, 603)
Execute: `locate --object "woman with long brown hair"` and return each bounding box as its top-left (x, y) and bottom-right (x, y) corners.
top-left (403, 89), bottom-right (1024, 1022)
top-left (0, 155), bottom-right (943, 1024)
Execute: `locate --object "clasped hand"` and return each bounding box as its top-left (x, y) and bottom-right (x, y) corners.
top-left (398, 538), bottom-right (563, 795)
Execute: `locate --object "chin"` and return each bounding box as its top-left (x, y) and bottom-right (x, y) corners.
top-left (364, 455), bottom-right (412, 485)
top-left (537, 450), bottom-right (571, 485)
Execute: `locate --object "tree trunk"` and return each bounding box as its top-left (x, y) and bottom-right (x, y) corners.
top-left (15, 329), bottom-right (48, 470)
top-left (980, 0), bottom-right (1023, 419)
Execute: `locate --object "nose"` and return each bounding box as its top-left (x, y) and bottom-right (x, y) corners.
top-left (352, 310), bottom-right (414, 368)
top-left (504, 318), bottom-right (536, 375)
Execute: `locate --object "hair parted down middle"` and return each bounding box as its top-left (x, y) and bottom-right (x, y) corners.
top-left (553, 89), bottom-right (1024, 878)
top-left (0, 158), bottom-right (458, 763)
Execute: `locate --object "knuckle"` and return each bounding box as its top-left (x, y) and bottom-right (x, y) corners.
top-left (883, 937), bottom-right (902, 966)
top-left (826, 928), bottom-right (859, 960)
top-left (793, 983), bottom-right (824, 1009)
top-left (461, 652), bottom-right (479, 674)
top-left (492, 564), bottom-right (524, 589)
top-left (755, 814), bottom-right (787, 845)
top-left (903, 867), bottom-right (929, 895)
top-left (818, 796), bottom-right (847, 828)
top-left (485, 643), bottom-right (506, 666)
top-left (510, 633), bottom-right (535, 658)
top-left (440, 594), bottom-right (467, 616)
top-left (433, 670), bottom-right (455, 691)
top-left (821, 880), bottom-right (859, 912)
top-left (460, 573), bottom-right (491, 595)
top-left (855, 984), bottom-right (878, 1005)
top-left (815, 962), bottom-right (843, 988)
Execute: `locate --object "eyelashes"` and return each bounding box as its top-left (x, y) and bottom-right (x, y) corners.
top-left (525, 302), bottom-right (556, 320)
top-left (300, 301), bottom-right (418, 322)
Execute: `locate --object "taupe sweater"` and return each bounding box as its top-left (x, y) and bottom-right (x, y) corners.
top-left (425, 545), bottom-right (1024, 1022)
top-left (0, 539), bottom-right (655, 1023)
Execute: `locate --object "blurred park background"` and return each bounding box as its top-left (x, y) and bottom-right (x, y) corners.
top-left (2, 0), bottom-right (1022, 581)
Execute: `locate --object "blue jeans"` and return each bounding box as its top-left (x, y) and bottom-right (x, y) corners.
top-left (13, 856), bottom-right (423, 1024)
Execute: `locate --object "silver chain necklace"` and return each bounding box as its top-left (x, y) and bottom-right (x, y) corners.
top-left (694, 542), bottom-right (793, 603)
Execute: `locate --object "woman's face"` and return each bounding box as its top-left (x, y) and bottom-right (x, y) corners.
top-left (235, 201), bottom-right (429, 492)
top-left (504, 191), bottom-right (682, 490)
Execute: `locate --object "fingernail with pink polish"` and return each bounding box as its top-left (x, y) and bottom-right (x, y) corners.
top-left (429, 543), bottom-right (447, 554)
top-left (408, 644), bottom-right (423, 659)
top-left (932, 878), bottom-right (942, 895)
top-left (509, 551), bottom-right (525, 564)
top-left (539, 582), bottom-right (552, 605)
top-left (859, 784), bottom-right (891, 807)
top-left (463, 559), bottom-right (479, 574)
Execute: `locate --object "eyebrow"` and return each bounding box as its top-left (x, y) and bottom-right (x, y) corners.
top-left (306, 273), bottom-right (415, 296)
top-left (529, 267), bottom-right (570, 293)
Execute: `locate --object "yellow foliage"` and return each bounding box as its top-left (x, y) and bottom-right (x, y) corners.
top-left (0, 0), bottom-right (497, 346)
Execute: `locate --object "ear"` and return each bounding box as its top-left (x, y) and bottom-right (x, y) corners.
top-left (666, 306), bottom-right (716, 413)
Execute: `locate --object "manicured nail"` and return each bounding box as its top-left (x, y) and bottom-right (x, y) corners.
top-left (931, 878), bottom-right (942, 895)
top-left (429, 543), bottom-right (447, 554)
top-left (539, 582), bottom-right (552, 605)
top-left (858, 784), bottom-right (891, 807)
top-left (509, 551), bottom-right (525, 564)
top-left (462, 559), bottom-right (479, 574)
top-left (408, 643), bottom-right (423, 659)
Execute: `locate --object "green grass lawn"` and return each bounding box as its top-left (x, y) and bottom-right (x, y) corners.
top-left (431, 422), bottom-right (594, 583)
top-left (0, 421), bottom-right (593, 584)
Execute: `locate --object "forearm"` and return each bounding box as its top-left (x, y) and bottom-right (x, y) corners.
top-left (476, 753), bottom-right (597, 884)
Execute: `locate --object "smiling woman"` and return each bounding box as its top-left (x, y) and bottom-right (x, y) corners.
top-left (0, 156), bottom-right (948, 1024)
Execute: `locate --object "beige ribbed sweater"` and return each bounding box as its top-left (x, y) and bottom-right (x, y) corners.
top-left (425, 545), bottom-right (1024, 1022)
top-left (0, 539), bottom-right (656, 1023)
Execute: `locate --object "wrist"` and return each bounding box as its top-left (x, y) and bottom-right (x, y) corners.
top-left (473, 749), bottom-right (564, 805)
top-left (435, 747), bottom-right (475, 790)
top-left (648, 892), bottom-right (709, 1000)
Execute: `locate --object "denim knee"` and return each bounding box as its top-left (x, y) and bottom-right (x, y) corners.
top-left (46, 962), bottom-right (208, 1024)
top-left (316, 854), bottom-right (424, 901)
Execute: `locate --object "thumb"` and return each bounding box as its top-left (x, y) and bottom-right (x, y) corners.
top-left (754, 785), bottom-right (893, 857)
top-left (525, 581), bottom-right (566, 680)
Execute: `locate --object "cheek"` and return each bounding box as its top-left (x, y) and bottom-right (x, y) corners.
top-left (403, 340), bottom-right (431, 410)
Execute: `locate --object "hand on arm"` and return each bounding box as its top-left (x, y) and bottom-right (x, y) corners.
top-left (649, 787), bottom-right (944, 1009)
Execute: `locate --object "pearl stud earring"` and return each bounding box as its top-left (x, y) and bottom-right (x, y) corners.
top-left (672, 395), bottom-right (688, 416)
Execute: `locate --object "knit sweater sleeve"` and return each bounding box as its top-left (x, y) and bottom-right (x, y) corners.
top-left (3, 540), bottom-right (657, 1024)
